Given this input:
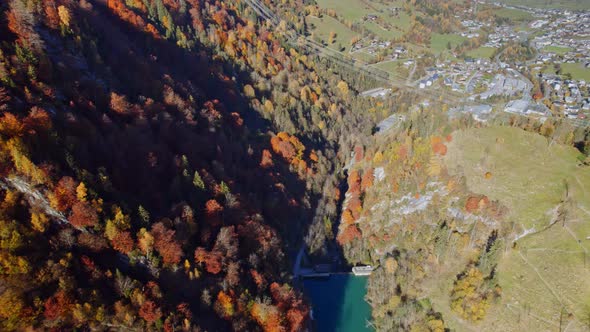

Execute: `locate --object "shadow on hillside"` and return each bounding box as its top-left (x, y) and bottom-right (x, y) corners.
top-left (30, 0), bottom-right (336, 329)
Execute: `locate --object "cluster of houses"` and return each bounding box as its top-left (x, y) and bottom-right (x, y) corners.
top-left (531, 10), bottom-right (590, 65)
top-left (541, 75), bottom-right (590, 119)
top-left (351, 38), bottom-right (408, 60)
top-left (484, 25), bottom-right (525, 48)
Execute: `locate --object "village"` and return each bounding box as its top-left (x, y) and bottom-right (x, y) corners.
top-left (353, 1), bottom-right (590, 124)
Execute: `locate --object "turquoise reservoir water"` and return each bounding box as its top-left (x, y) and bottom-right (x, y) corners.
top-left (303, 274), bottom-right (372, 332)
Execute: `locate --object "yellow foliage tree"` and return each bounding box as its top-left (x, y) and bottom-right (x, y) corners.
top-left (337, 81), bottom-right (349, 97)
top-left (57, 5), bottom-right (71, 27)
top-left (30, 212), bottom-right (49, 232)
top-left (76, 182), bottom-right (87, 202)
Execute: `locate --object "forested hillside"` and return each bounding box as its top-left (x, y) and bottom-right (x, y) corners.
top-left (0, 0), bottom-right (386, 330)
top-left (337, 108), bottom-right (590, 330)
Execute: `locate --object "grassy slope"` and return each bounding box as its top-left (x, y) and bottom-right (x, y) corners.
top-left (314, 0), bottom-right (411, 42)
top-left (443, 126), bottom-right (590, 331)
top-left (307, 15), bottom-right (361, 52)
top-left (466, 46), bottom-right (497, 59)
top-left (431, 33), bottom-right (468, 54)
top-left (316, 0), bottom-right (373, 21)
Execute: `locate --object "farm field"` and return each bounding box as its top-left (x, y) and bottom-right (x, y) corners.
top-left (443, 126), bottom-right (590, 331)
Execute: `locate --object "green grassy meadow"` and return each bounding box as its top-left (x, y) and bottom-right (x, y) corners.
top-left (444, 126), bottom-right (590, 331)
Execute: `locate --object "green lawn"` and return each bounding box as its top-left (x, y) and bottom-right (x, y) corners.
top-left (466, 46), bottom-right (497, 59)
top-left (371, 60), bottom-right (407, 77)
top-left (542, 45), bottom-right (572, 55)
top-left (542, 62), bottom-right (590, 81)
top-left (561, 63), bottom-right (590, 81)
top-left (494, 7), bottom-right (534, 21)
top-left (430, 33), bottom-right (467, 54)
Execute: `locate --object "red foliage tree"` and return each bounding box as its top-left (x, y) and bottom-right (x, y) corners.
top-left (42, 0), bottom-right (60, 29)
top-left (347, 170), bottom-right (361, 195)
top-left (194, 248), bottom-right (223, 274)
top-left (260, 149), bottom-right (274, 168)
top-left (347, 197), bottom-right (362, 220)
top-left (44, 290), bottom-right (72, 320)
top-left (205, 199), bottom-right (223, 225)
top-left (112, 231), bottom-right (134, 254)
top-left (139, 300), bottom-right (162, 324)
top-left (354, 145), bottom-right (364, 162)
top-left (109, 92), bottom-right (131, 114)
top-left (337, 225), bottom-right (362, 245)
top-left (151, 222), bottom-right (183, 265)
top-left (53, 176), bottom-right (77, 211)
top-left (287, 308), bottom-right (307, 332)
top-left (465, 195), bottom-right (489, 213)
top-left (432, 142), bottom-right (448, 156)
top-left (69, 201), bottom-right (99, 228)
top-left (251, 269), bottom-right (266, 289)
top-left (361, 168), bottom-right (374, 191)
top-left (23, 107), bottom-right (52, 134)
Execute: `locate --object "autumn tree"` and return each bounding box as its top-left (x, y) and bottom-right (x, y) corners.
top-left (52, 177), bottom-right (77, 211)
top-left (214, 291), bottom-right (234, 319)
top-left (139, 300), bottom-right (162, 324)
top-left (151, 222), bottom-right (182, 265)
top-left (112, 231), bottom-right (134, 254)
top-left (194, 247), bottom-right (223, 274)
top-left (450, 266), bottom-right (497, 321)
top-left (205, 199), bottom-right (223, 224)
top-left (260, 149), bottom-right (274, 168)
top-left (69, 201), bottom-right (99, 228)
top-left (44, 290), bottom-right (72, 321)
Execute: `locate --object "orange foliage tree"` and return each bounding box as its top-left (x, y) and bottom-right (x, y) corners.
top-left (194, 248), bottom-right (223, 274)
top-left (361, 168), bottom-right (374, 191)
top-left (53, 177), bottom-right (77, 211)
top-left (151, 222), bottom-right (182, 265)
top-left (250, 301), bottom-right (283, 332)
top-left (270, 132), bottom-right (305, 165)
top-left (214, 291), bottom-right (234, 319)
top-left (337, 225), bottom-right (361, 245)
top-left (139, 300), bottom-right (162, 324)
top-left (260, 149), bottom-right (274, 168)
top-left (69, 202), bottom-right (98, 228)
top-left (111, 231), bottom-right (134, 254)
top-left (44, 290), bottom-right (72, 321)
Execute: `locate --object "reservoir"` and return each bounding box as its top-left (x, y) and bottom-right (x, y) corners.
top-left (303, 274), bottom-right (372, 332)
